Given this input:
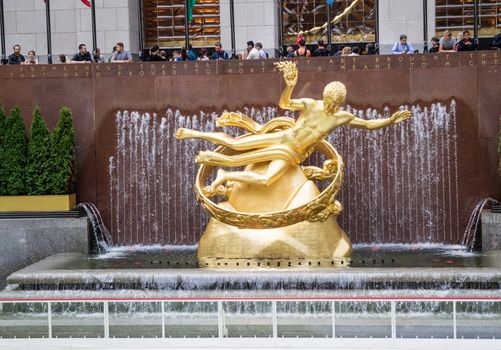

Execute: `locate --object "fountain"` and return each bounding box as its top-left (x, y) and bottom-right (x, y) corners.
top-left (1, 62), bottom-right (500, 345)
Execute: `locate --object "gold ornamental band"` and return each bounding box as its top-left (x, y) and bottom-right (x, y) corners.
top-left (194, 139), bottom-right (345, 229)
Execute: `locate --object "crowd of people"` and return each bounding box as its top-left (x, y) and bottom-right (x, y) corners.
top-left (3, 31), bottom-right (501, 66)
top-left (392, 30), bottom-right (491, 54)
top-left (4, 42), bottom-right (133, 65)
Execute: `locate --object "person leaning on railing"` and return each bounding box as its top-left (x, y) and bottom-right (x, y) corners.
top-left (439, 30), bottom-right (457, 53)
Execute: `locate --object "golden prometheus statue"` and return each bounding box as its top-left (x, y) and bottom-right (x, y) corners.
top-left (176, 61), bottom-right (411, 268)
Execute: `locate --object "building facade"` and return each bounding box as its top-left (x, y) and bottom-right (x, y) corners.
top-left (1, 0), bottom-right (500, 60)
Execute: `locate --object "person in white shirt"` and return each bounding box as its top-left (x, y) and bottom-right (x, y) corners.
top-left (247, 42), bottom-right (267, 59)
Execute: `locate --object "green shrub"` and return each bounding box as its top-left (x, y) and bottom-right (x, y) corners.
top-left (1, 106), bottom-right (28, 195)
top-left (50, 107), bottom-right (76, 194)
top-left (0, 107), bottom-right (7, 194)
top-left (26, 108), bottom-right (52, 195)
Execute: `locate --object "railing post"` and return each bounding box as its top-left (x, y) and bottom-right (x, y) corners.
top-left (47, 302), bottom-right (52, 339)
top-left (331, 300), bottom-right (336, 338)
top-left (103, 301), bottom-right (109, 338)
top-left (453, 301), bottom-right (457, 339)
top-left (161, 301), bottom-right (166, 338)
top-left (391, 301), bottom-right (396, 339)
top-left (272, 300), bottom-right (277, 338)
top-left (218, 301), bottom-right (224, 338)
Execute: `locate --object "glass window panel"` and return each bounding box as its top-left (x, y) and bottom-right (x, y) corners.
top-left (223, 301), bottom-right (272, 338)
top-left (0, 302), bottom-right (48, 339)
top-left (456, 301), bottom-right (501, 339)
top-left (436, 0), bottom-right (498, 37)
top-left (143, 0), bottom-right (220, 48)
top-left (164, 301), bottom-right (218, 338)
top-left (52, 302), bottom-right (104, 338)
top-left (277, 301), bottom-right (332, 338)
top-left (335, 301), bottom-right (391, 338)
top-left (109, 302), bottom-right (162, 338)
top-left (283, 0), bottom-right (376, 45)
top-left (396, 301), bottom-right (453, 339)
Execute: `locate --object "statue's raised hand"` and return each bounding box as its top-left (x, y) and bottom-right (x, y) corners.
top-left (390, 110), bottom-right (411, 124)
top-left (274, 61), bottom-right (298, 86)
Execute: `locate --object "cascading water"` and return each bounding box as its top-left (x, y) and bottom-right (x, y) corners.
top-left (462, 197), bottom-right (500, 250)
top-left (108, 102), bottom-right (460, 245)
top-left (77, 202), bottom-right (113, 254)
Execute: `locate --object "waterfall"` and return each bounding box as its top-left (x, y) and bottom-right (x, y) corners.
top-left (77, 202), bottom-right (113, 254)
top-left (108, 102), bottom-right (460, 245)
top-left (462, 197), bottom-right (500, 250)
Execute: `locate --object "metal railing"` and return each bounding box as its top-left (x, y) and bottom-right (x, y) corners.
top-left (0, 297), bottom-right (500, 340)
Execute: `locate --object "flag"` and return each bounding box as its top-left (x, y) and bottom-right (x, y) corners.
top-left (187, 0), bottom-right (196, 22)
top-left (327, 0), bottom-right (335, 8)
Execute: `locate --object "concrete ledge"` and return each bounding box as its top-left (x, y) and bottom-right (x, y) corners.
top-left (0, 217), bottom-right (89, 290)
top-left (481, 210), bottom-right (501, 251)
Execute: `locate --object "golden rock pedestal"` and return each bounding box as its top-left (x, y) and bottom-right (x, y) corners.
top-left (198, 163), bottom-right (352, 268)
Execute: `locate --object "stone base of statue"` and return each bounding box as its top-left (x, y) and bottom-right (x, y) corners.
top-left (197, 162), bottom-right (352, 268)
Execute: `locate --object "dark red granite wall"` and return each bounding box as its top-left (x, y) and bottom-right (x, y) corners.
top-left (0, 51), bottom-right (500, 244)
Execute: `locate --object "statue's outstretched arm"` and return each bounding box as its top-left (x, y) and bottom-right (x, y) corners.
top-left (274, 62), bottom-right (305, 111)
top-left (348, 110), bottom-right (411, 130)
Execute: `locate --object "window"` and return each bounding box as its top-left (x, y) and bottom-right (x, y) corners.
top-left (142, 0), bottom-right (220, 48)
top-left (435, 0), bottom-right (501, 38)
top-left (283, 0), bottom-right (376, 45)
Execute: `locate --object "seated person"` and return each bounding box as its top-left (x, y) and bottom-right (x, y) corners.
top-left (71, 43), bottom-right (93, 63)
top-left (111, 42), bottom-right (133, 63)
top-left (341, 46), bottom-right (352, 56)
top-left (22, 50), bottom-right (38, 64)
top-left (313, 39), bottom-right (329, 57)
top-left (211, 42), bottom-right (229, 60)
top-left (8, 44), bottom-right (25, 64)
top-left (392, 34), bottom-right (414, 54)
top-left (457, 31), bottom-right (476, 52)
top-left (428, 37), bottom-right (439, 53)
top-left (148, 45), bottom-right (166, 61)
top-left (492, 33), bottom-right (501, 50)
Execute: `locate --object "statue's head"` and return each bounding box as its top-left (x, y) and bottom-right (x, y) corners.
top-left (323, 81), bottom-right (346, 113)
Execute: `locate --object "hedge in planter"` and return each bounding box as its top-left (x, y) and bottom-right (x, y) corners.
top-left (26, 108), bottom-right (52, 195)
top-left (0, 106), bottom-right (27, 195)
top-left (50, 107), bottom-right (76, 195)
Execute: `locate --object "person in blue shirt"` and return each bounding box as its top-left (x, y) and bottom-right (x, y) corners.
top-left (211, 42), bottom-right (229, 60)
top-left (187, 44), bottom-right (197, 61)
top-left (392, 34), bottom-right (414, 55)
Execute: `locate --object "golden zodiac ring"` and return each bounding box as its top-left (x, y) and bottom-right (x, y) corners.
top-left (194, 138), bottom-right (345, 229)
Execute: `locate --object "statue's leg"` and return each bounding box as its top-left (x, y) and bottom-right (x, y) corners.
top-left (176, 128), bottom-right (235, 146)
top-left (211, 160), bottom-right (290, 188)
top-left (177, 128), bottom-right (284, 151)
top-left (196, 145), bottom-right (299, 167)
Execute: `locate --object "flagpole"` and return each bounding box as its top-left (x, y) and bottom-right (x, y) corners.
top-left (326, 1), bottom-right (332, 54)
top-left (137, 0), bottom-right (143, 54)
top-left (91, 0), bottom-right (97, 55)
top-left (229, 0), bottom-right (235, 57)
top-left (0, 0), bottom-right (6, 62)
top-left (45, 0), bottom-right (53, 64)
top-left (184, 0), bottom-right (190, 51)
